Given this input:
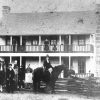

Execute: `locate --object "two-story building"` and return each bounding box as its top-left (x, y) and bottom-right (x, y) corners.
top-left (0, 5), bottom-right (96, 79)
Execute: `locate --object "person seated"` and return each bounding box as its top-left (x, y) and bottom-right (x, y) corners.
top-left (43, 54), bottom-right (53, 73)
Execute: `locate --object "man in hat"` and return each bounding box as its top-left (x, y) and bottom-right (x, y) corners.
top-left (43, 54), bottom-right (53, 72)
top-left (6, 63), bottom-right (15, 93)
top-left (43, 54), bottom-right (53, 82)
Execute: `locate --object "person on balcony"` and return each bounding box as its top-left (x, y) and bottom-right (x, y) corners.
top-left (13, 39), bottom-right (17, 52)
top-left (44, 38), bottom-right (49, 51)
top-left (53, 44), bottom-right (57, 52)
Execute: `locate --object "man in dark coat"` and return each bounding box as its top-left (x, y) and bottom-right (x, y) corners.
top-left (43, 54), bottom-right (53, 82)
top-left (18, 65), bottom-right (25, 89)
top-left (43, 54), bottom-right (53, 71)
top-left (6, 64), bottom-right (15, 93)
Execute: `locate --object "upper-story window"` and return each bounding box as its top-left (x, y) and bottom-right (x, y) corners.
top-left (33, 40), bottom-right (38, 45)
top-left (50, 40), bottom-right (57, 45)
top-left (78, 35), bottom-right (86, 45)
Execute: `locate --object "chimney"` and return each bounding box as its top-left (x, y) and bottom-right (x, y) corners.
top-left (2, 6), bottom-right (11, 15)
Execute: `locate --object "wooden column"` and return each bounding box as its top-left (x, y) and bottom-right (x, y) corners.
top-left (10, 56), bottom-right (12, 63)
top-left (20, 56), bottom-right (22, 66)
top-left (10, 36), bottom-right (12, 45)
top-left (59, 56), bottom-right (61, 65)
top-left (59, 35), bottom-right (61, 51)
top-left (69, 35), bottom-right (71, 45)
top-left (69, 35), bottom-right (71, 69)
top-left (69, 56), bottom-right (71, 69)
top-left (59, 56), bottom-right (63, 78)
top-left (20, 36), bottom-right (22, 45)
top-left (39, 35), bottom-right (41, 45)
top-left (39, 56), bottom-right (41, 67)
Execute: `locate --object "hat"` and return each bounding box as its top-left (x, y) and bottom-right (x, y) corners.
top-left (46, 54), bottom-right (49, 57)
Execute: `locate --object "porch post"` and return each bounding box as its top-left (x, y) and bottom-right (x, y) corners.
top-left (10, 36), bottom-right (12, 45)
top-left (39, 35), bottom-right (41, 45)
top-left (69, 35), bottom-right (71, 52)
top-left (20, 56), bottom-right (22, 66)
top-left (69, 56), bottom-right (71, 69)
top-left (69, 35), bottom-right (71, 45)
top-left (59, 56), bottom-right (61, 65)
top-left (39, 56), bottom-right (41, 67)
top-left (59, 56), bottom-right (63, 78)
top-left (20, 36), bottom-right (22, 45)
top-left (59, 35), bottom-right (61, 51)
top-left (10, 56), bottom-right (12, 63)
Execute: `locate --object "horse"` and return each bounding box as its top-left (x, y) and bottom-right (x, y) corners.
top-left (32, 64), bottom-right (75, 93)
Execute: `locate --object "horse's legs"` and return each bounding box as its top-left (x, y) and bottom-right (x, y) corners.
top-left (37, 81), bottom-right (40, 92)
top-left (33, 80), bottom-right (40, 92)
top-left (33, 81), bottom-right (37, 92)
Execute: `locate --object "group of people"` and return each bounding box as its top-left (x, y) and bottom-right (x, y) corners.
top-left (6, 64), bottom-right (24, 93)
top-left (0, 54), bottom-right (53, 93)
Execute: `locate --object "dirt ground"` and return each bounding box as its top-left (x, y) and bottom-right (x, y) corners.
top-left (0, 91), bottom-right (100, 100)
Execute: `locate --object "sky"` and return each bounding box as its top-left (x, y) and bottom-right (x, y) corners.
top-left (1, 0), bottom-right (98, 13)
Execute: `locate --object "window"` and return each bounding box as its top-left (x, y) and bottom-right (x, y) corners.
top-left (50, 40), bottom-right (57, 45)
top-left (78, 36), bottom-right (86, 45)
top-left (33, 40), bottom-right (38, 45)
top-left (78, 58), bottom-right (86, 73)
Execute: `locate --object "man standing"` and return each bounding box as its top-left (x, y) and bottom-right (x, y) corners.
top-left (6, 64), bottom-right (15, 93)
top-left (18, 65), bottom-right (25, 89)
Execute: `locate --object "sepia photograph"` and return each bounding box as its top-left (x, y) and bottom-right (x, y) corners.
top-left (0, 0), bottom-right (100, 100)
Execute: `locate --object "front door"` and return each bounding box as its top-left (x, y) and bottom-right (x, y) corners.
top-left (78, 58), bottom-right (86, 74)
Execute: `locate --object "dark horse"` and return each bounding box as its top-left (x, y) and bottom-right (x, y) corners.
top-left (33, 64), bottom-right (75, 93)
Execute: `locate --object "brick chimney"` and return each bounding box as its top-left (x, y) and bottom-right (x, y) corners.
top-left (2, 6), bottom-right (11, 15)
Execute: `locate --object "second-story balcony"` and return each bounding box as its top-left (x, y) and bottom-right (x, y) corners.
top-left (0, 44), bottom-right (94, 53)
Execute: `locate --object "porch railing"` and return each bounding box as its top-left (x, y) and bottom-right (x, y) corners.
top-left (75, 73), bottom-right (93, 78)
top-left (0, 44), bottom-right (94, 53)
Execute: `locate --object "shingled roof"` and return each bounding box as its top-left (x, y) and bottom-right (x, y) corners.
top-left (0, 11), bottom-right (97, 35)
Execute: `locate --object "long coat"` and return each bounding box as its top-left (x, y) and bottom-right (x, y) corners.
top-left (6, 69), bottom-right (15, 92)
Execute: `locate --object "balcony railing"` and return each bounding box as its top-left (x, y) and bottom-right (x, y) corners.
top-left (0, 44), bottom-right (94, 53)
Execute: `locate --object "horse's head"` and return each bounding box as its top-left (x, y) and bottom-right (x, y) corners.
top-left (68, 69), bottom-right (75, 76)
top-left (51, 64), bottom-right (68, 77)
